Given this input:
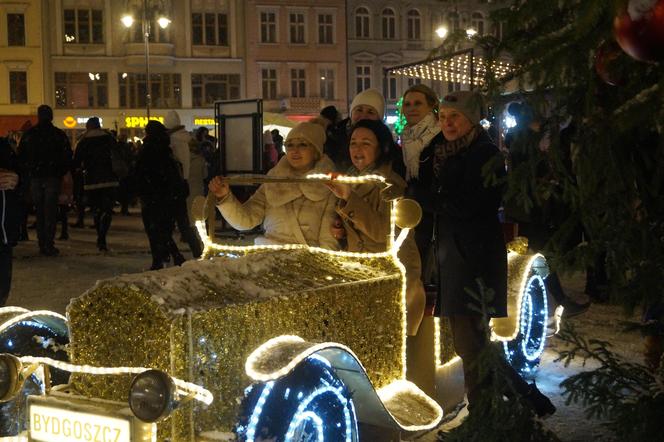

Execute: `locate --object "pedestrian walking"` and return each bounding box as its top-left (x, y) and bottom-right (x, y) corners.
top-left (135, 121), bottom-right (187, 270)
top-left (73, 117), bottom-right (119, 251)
top-left (17, 105), bottom-right (72, 256)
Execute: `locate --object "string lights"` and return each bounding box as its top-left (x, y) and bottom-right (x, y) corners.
top-left (389, 53), bottom-right (514, 86)
top-left (17, 356), bottom-right (213, 406)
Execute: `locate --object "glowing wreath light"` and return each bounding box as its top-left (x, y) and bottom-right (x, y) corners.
top-left (0, 310), bottom-right (67, 335)
top-left (246, 381), bottom-right (274, 442)
top-left (18, 356), bottom-right (213, 406)
top-left (284, 386), bottom-right (353, 442)
top-left (490, 252), bottom-right (546, 342)
top-left (519, 275), bottom-right (548, 362)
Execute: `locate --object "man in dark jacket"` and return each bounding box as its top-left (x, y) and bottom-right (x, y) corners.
top-left (73, 117), bottom-right (118, 251)
top-left (17, 105), bottom-right (72, 256)
top-left (1, 137), bottom-right (20, 305)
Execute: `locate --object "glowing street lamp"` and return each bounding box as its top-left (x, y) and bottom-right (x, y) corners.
top-left (435, 26), bottom-right (448, 39)
top-left (120, 3), bottom-right (170, 119)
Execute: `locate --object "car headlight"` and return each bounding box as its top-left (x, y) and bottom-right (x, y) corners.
top-left (0, 354), bottom-right (22, 402)
top-left (128, 369), bottom-right (176, 422)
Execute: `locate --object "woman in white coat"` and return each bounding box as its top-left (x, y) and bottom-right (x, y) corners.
top-left (208, 121), bottom-right (338, 249)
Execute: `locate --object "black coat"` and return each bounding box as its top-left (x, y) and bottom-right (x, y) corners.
top-left (73, 129), bottom-right (118, 189)
top-left (0, 138), bottom-right (20, 247)
top-left (134, 135), bottom-right (186, 206)
top-left (17, 122), bottom-right (71, 178)
top-left (423, 130), bottom-right (507, 317)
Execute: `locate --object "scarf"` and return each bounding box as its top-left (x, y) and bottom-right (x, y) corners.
top-left (433, 125), bottom-right (481, 178)
top-left (401, 113), bottom-right (441, 181)
top-left (263, 154), bottom-right (335, 206)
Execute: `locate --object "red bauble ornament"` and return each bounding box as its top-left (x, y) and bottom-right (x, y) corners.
top-left (594, 40), bottom-right (626, 86)
top-left (613, 0), bottom-right (664, 62)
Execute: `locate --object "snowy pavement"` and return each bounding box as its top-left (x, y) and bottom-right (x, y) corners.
top-left (8, 210), bottom-right (639, 441)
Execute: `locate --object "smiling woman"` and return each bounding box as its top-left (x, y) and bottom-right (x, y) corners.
top-left (209, 121), bottom-right (339, 249)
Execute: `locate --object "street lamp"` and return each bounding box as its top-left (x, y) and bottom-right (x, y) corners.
top-left (121, 1), bottom-right (170, 119)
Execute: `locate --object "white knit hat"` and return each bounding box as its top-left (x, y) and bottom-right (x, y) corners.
top-left (164, 110), bottom-right (181, 129)
top-left (350, 88), bottom-right (385, 120)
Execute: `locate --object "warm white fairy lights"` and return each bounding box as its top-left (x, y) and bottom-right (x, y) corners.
top-left (245, 335), bottom-right (361, 382)
top-left (0, 310), bottom-right (67, 335)
top-left (518, 275), bottom-right (548, 362)
top-left (0, 306), bottom-right (29, 315)
top-left (17, 356), bottom-right (213, 406)
top-left (389, 53), bottom-right (514, 86)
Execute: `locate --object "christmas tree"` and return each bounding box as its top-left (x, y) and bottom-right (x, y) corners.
top-left (436, 1), bottom-right (664, 439)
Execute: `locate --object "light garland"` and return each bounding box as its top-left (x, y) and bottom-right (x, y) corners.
top-left (490, 252), bottom-right (546, 342)
top-left (0, 306), bottom-right (29, 315)
top-left (0, 310), bottom-right (67, 335)
top-left (501, 274), bottom-right (549, 374)
top-left (18, 356), bottom-right (213, 406)
top-left (284, 386), bottom-right (353, 442)
top-left (246, 381), bottom-right (274, 442)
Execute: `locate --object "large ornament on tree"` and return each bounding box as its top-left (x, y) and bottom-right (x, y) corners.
top-left (613, 0), bottom-right (664, 62)
top-left (594, 40), bottom-right (626, 86)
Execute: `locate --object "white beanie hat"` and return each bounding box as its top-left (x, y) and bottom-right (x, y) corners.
top-left (350, 88), bottom-right (385, 120)
top-left (164, 110), bottom-right (181, 129)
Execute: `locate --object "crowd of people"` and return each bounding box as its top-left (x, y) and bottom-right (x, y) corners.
top-left (0, 105), bottom-right (219, 300)
top-left (2, 85), bottom-right (578, 419)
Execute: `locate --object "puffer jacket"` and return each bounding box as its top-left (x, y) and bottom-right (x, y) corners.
top-left (335, 162), bottom-right (425, 335)
top-left (217, 155), bottom-right (339, 249)
top-left (17, 122), bottom-right (71, 178)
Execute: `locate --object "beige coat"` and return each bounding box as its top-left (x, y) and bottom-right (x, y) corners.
top-left (217, 155), bottom-right (339, 249)
top-left (336, 163), bottom-right (426, 335)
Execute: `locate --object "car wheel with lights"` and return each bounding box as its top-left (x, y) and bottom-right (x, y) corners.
top-left (236, 355), bottom-right (359, 442)
top-left (503, 274), bottom-right (549, 377)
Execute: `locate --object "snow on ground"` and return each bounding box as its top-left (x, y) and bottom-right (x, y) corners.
top-left (8, 210), bottom-right (642, 441)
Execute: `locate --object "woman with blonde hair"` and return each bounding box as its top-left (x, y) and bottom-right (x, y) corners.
top-left (209, 121), bottom-right (338, 249)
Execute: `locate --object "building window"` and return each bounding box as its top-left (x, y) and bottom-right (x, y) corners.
top-left (118, 73), bottom-right (181, 108)
top-left (290, 69), bottom-right (306, 98)
top-left (130, 17), bottom-right (169, 43)
top-left (385, 74), bottom-right (397, 100)
top-left (447, 12), bottom-right (460, 32)
top-left (471, 12), bottom-right (485, 35)
top-left (381, 9), bottom-right (395, 40)
top-left (320, 69), bottom-right (335, 100)
top-left (407, 10), bottom-right (421, 40)
top-left (54, 72), bottom-right (108, 108)
top-left (9, 72), bottom-right (27, 104)
top-left (289, 12), bottom-right (305, 44)
top-left (260, 11), bottom-right (277, 43)
top-left (492, 21), bottom-right (504, 40)
top-left (192, 74), bottom-right (240, 106)
top-left (261, 68), bottom-right (277, 99)
top-left (7, 14), bottom-right (25, 46)
top-left (192, 13), bottom-right (228, 46)
top-left (355, 65), bottom-right (371, 94)
top-left (318, 14), bottom-right (333, 44)
top-left (64, 9), bottom-right (103, 43)
top-left (355, 7), bottom-right (370, 39)
top-left (407, 77), bottom-right (421, 87)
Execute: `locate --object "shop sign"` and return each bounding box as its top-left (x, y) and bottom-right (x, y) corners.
top-left (62, 116), bottom-right (104, 129)
top-left (193, 117), bottom-right (215, 126)
top-left (29, 403), bottom-right (131, 442)
top-left (124, 116), bottom-right (164, 128)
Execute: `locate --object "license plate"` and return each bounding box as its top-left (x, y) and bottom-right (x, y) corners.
top-left (28, 394), bottom-right (154, 442)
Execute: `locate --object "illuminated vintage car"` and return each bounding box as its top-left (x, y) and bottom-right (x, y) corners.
top-left (0, 175), bottom-right (559, 442)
